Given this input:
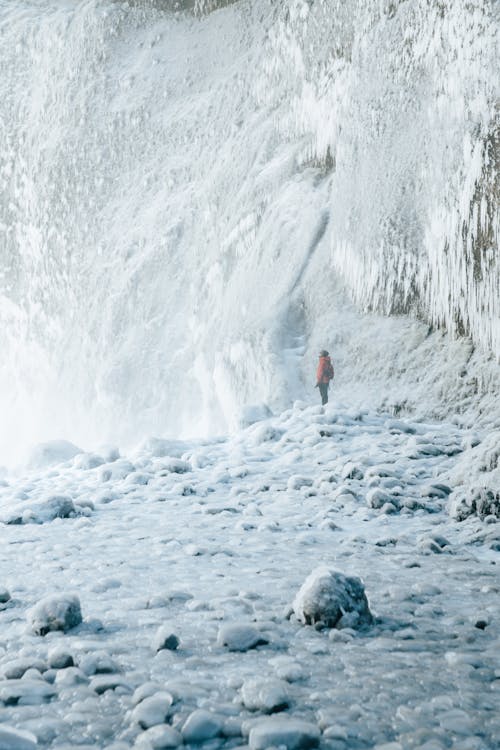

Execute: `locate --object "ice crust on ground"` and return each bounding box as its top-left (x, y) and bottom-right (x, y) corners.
top-left (1, 401), bottom-right (500, 748)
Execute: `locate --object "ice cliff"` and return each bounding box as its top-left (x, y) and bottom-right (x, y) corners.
top-left (0, 0), bottom-right (498, 463)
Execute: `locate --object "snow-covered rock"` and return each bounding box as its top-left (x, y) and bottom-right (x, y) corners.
top-left (249, 717), bottom-right (320, 750)
top-left (53, 667), bottom-right (88, 687)
top-left (366, 488), bottom-right (401, 511)
top-left (132, 693), bottom-right (174, 729)
top-left (135, 724), bottom-right (182, 749)
top-left (0, 725), bottom-right (37, 750)
top-left (29, 594), bottom-right (82, 635)
top-left (79, 651), bottom-right (121, 675)
top-left (28, 440), bottom-right (82, 468)
top-left (1, 657), bottom-right (47, 679)
top-left (241, 678), bottom-right (290, 713)
top-left (140, 438), bottom-right (187, 458)
top-left (47, 648), bottom-right (74, 669)
top-left (153, 625), bottom-right (180, 652)
top-left (0, 679), bottom-right (56, 705)
top-left (2, 495), bottom-right (78, 525)
top-left (181, 709), bottom-right (223, 743)
top-left (217, 623), bottom-right (269, 651)
top-left (287, 475), bottom-right (313, 491)
top-left (293, 567), bottom-right (373, 629)
top-left (90, 675), bottom-right (132, 694)
top-left (73, 452), bottom-right (105, 470)
top-left (133, 682), bottom-right (163, 706)
top-left (449, 486), bottom-right (500, 520)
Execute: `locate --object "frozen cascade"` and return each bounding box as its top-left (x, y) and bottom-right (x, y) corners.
top-left (0, 0), bottom-right (498, 462)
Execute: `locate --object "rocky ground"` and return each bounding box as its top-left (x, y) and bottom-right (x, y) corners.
top-left (0, 400), bottom-right (499, 750)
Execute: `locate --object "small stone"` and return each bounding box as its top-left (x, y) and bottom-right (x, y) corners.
top-left (90, 675), bottom-right (131, 694)
top-left (133, 682), bottom-right (163, 706)
top-left (54, 667), bottom-right (89, 687)
top-left (2, 658), bottom-right (47, 679)
top-left (79, 651), bottom-right (120, 675)
top-left (249, 717), bottom-right (320, 750)
top-left (181, 709), bottom-right (224, 743)
top-left (217, 624), bottom-right (269, 652)
top-left (48, 648), bottom-right (74, 669)
top-left (29, 594), bottom-right (82, 635)
top-left (0, 679), bottom-right (56, 705)
top-left (132, 693), bottom-right (174, 729)
top-left (241, 678), bottom-right (289, 713)
top-left (135, 724), bottom-right (183, 749)
top-left (0, 587), bottom-right (11, 604)
top-left (153, 626), bottom-right (180, 652)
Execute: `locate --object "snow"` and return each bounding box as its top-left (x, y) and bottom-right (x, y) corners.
top-left (0, 0), bottom-right (498, 747)
top-left (0, 402), bottom-right (498, 747)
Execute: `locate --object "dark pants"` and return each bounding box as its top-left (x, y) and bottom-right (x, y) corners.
top-left (319, 382), bottom-right (329, 405)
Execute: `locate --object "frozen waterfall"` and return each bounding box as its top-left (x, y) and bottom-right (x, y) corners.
top-left (0, 0), bottom-right (498, 463)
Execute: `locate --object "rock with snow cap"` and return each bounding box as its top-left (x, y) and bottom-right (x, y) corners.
top-left (249, 717), bottom-right (320, 750)
top-left (181, 709), bottom-right (224, 743)
top-left (0, 679), bottom-right (56, 705)
top-left (153, 625), bottom-right (180, 652)
top-left (134, 724), bottom-right (183, 749)
top-left (132, 693), bottom-right (174, 729)
top-left (217, 623), bottom-right (269, 651)
top-left (47, 648), bottom-right (74, 670)
top-left (29, 594), bottom-right (82, 635)
top-left (293, 566), bottom-right (372, 629)
top-left (241, 678), bottom-right (290, 713)
top-left (2, 657), bottom-right (47, 679)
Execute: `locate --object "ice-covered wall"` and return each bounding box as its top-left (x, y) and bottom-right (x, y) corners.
top-left (0, 0), bottom-right (498, 463)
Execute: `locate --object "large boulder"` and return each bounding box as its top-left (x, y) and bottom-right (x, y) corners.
top-left (293, 567), bottom-right (372, 630)
top-left (29, 594), bottom-right (82, 635)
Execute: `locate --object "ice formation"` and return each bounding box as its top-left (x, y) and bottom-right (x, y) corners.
top-left (0, 0), bottom-right (497, 465)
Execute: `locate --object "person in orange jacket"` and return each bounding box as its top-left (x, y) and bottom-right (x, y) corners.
top-left (316, 349), bottom-right (334, 405)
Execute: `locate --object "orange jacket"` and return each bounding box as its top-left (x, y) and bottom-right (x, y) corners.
top-left (317, 355), bottom-right (334, 384)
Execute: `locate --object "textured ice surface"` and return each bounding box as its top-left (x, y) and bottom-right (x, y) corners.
top-left (0, 403), bottom-right (499, 748)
